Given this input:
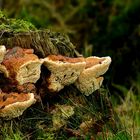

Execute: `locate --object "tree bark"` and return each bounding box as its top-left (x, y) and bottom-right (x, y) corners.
top-left (0, 30), bottom-right (79, 58)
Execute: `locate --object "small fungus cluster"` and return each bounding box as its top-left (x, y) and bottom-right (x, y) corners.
top-left (0, 45), bottom-right (111, 120)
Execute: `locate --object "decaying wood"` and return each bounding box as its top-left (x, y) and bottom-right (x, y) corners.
top-left (0, 14), bottom-right (121, 134)
top-left (0, 30), bottom-right (79, 58)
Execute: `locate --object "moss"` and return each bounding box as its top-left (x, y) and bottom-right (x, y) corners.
top-left (0, 23), bottom-right (11, 32)
top-left (0, 10), bottom-right (36, 33)
top-left (10, 19), bottom-right (36, 33)
top-left (0, 11), bottom-right (78, 57)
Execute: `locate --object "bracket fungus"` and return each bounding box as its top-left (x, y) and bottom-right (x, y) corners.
top-left (0, 45), bottom-right (6, 63)
top-left (2, 47), bottom-right (42, 85)
top-left (0, 45), bottom-right (111, 120)
top-left (0, 64), bottom-right (9, 77)
top-left (43, 55), bottom-right (86, 92)
top-left (75, 56), bottom-right (111, 96)
top-left (0, 92), bottom-right (36, 120)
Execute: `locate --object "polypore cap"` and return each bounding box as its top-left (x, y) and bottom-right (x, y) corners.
top-left (0, 92), bottom-right (36, 120)
top-left (0, 45), bottom-right (6, 63)
top-left (43, 55), bottom-right (86, 92)
top-left (75, 56), bottom-right (111, 96)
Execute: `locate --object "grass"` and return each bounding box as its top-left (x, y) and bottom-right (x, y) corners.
top-left (114, 88), bottom-right (140, 139)
top-left (0, 83), bottom-right (140, 140)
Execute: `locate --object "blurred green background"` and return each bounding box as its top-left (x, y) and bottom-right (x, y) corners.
top-left (1, 0), bottom-right (140, 95)
top-left (0, 1), bottom-right (140, 139)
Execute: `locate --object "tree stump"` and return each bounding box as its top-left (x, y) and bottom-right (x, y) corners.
top-left (0, 12), bottom-right (121, 138)
top-left (0, 30), bottom-right (79, 58)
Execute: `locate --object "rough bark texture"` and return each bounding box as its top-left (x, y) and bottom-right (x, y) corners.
top-left (0, 30), bottom-right (79, 58)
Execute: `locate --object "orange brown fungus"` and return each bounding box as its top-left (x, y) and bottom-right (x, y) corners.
top-left (0, 92), bottom-right (29, 109)
top-left (47, 55), bottom-right (85, 63)
top-left (2, 47), bottom-right (39, 81)
top-left (22, 49), bottom-right (34, 54)
top-left (3, 47), bottom-right (34, 60)
top-left (85, 57), bottom-right (105, 69)
top-left (17, 83), bottom-right (36, 93)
